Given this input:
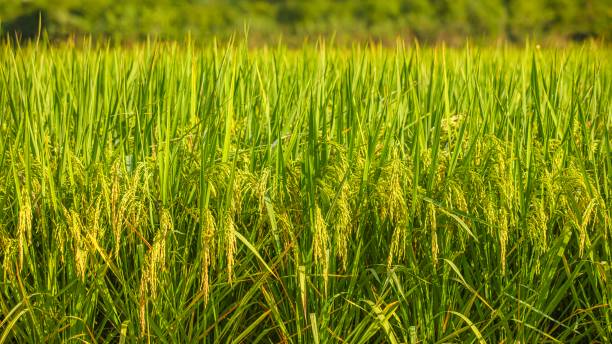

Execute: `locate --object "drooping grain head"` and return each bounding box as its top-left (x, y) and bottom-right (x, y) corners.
top-left (17, 194), bottom-right (32, 272)
top-left (499, 208), bottom-right (509, 276)
top-left (225, 212), bottom-right (236, 285)
top-left (148, 208), bottom-right (173, 297)
top-left (201, 209), bottom-right (216, 305)
top-left (427, 203), bottom-right (438, 269)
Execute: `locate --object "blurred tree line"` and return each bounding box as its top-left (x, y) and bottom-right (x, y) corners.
top-left (1, 0), bottom-right (610, 43)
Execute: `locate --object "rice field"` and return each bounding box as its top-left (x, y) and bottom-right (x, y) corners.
top-left (0, 40), bottom-right (610, 342)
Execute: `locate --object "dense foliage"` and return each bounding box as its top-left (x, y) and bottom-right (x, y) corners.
top-left (1, 0), bottom-right (610, 43)
top-left (0, 40), bottom-right (610, 342)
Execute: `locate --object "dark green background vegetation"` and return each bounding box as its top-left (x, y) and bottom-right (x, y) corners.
top-left (1, 0), bottom-right (610, 43)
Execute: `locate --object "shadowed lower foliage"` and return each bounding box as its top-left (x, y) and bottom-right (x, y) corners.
top-left (0, 40), bottom-right (610, 343)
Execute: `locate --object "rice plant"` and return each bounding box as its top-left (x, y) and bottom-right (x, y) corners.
top-left (0, 39), bottom-right (610, 343)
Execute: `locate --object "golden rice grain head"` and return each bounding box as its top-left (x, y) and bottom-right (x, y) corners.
top-left (146, 208), bottom-right (173, 297)
top-left (484, 195), bottom-right (497, 236)
top-left (529, 199), bottom-right (548, 254)
top-left (390, 159), bottom-right (408, 226)
top-left (578, 199), bottom-right (597, 258)
top-left (54, 220), bottom-right (67, 264)
top-left (452, 183), bottom-right (468, 214)
top-left (323, 246), bottom-right (330, 296)
top-left (68, 210), bottom-right (87, 281)
top-left (499, 209), bottom-right (508, 275)
top-left (17, 195), bottom-right (32, 271)
top-left (276, 210), bottom-right (295, 251)
top-left (114, 193), bottom-right (134, 259)
top-left (312, 205), bottom-right (329, 267)
top-left (149, 246), bottom-right (164, 297)
top-left (230, 171), bottom-right (246, 214)
top-left (70, 153), bottom-right (87, 185)
top-left (387, 224), bottom-right (404, 267)
top-left (427, 203), bottom-right (438, 268)
top-left (257, 168), bottom-right (270, 215)
top-left (201, 209), bottom-right (216, 304)
top-left (75, 247), bottom-right (88, 281)
top-left (202, 249), bottom-right (211, 305)
top-left (160, 207), bottom-right (173, 235)
top-left (225, 213), bottom-right (236, 285)
top-left (0, 233), bottom-right (17, 275)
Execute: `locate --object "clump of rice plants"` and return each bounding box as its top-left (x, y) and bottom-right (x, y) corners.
top-left (0, 39), bottom-right (610, 342)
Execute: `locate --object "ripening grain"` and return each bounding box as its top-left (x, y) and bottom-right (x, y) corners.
top-left (0, 41), bottom-right (610, 342)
